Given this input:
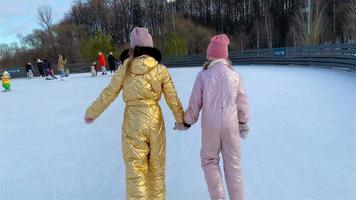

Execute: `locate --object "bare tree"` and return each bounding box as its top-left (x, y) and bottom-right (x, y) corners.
top-left (0, 44), bottom-right (13, 60)
top-left (263, 2), bottom-right (274, 48)
top-left (290, 0), bottom-right (329, 46)
top-left (37, 4), bottom-right (57, 57)
top-left (343, 0), bottom-right (356, 42)
top-left (310, 0), bottom-right (329, 44)
top-left (38, 5), bottom-right (53, 31)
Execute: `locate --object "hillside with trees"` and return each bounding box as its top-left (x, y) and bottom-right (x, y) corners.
top-left (1, 0), bottom-right (356, 68)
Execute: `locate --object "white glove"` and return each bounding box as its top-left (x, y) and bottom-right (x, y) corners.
top-left (239, 123), bottom-right (249, 139)
top-left (173, 122), bottom-right (190, 131)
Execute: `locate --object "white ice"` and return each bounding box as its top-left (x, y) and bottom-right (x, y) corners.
top-left (0, 65), bottom-right (355, 200)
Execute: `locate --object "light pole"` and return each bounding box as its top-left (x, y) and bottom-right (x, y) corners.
top-left (333, 0), bottom-right (336, 34)
top-left (303, 0), bottom-right (312, 45)
top-left (167, 0), bottom-right (177, 55)
top-left (307, 0), bottom-right (311, 45)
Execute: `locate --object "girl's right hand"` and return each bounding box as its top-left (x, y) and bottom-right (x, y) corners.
top-left (84, 116), bottom-right (95, 124)
top-left (173, 122), bottom-right (190, 131)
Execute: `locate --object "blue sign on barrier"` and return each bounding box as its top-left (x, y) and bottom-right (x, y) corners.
top-left (273, 48), bottom-right (286, 57)
top-left (1, 68), bottom-right (23, 78)
top-left (7, 69), bottom-right (21, 73)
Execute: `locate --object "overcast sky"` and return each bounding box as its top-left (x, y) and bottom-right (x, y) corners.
top-left (0, 0), bottom-right (74, 45)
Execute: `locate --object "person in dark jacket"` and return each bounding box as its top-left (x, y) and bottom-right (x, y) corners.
top-left (25, 62), bottom-right (34, 78)
top-left (37, 59), bottom-right (45, 77)
top-left (107, 52), bottom-right (118, 74)
top-left (44, 60), bottom-right (57, 80)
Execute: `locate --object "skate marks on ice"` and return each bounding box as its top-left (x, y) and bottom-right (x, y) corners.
top-left (1, 66), bottom-right (356, 199)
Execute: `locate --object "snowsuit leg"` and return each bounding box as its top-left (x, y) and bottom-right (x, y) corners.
top-left (101, 66), bottom-right (107, 75)
top-left (59, 69), bottom-right (65, 79)
top-left (221, 128), bottom-right (244, 200)
top-left (122, 106), bottom-right (149, 200)
top-left (39, 68), bottom-right (44, 77)
top-left (122, 105), bottom-right (166, 200)
top-left (147, 106), bottom-right (166, 200)
top-left (201, 129), bottom-right (225, 199)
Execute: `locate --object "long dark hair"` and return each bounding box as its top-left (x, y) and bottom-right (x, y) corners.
top-left (125, 48), bottom-right (135, 79)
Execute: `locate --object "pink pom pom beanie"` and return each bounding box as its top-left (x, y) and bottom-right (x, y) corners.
top-left (130, 27), bottom-right (153, 48)
top-left (207, 34), bottom-right (230, 60)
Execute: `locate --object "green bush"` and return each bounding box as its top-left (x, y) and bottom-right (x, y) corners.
top-left (80, 33), bottom-right (119, 61)
top-left (164, 33), bottom-right (188, 56)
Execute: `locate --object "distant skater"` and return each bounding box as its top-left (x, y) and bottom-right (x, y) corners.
top-left (25, 62), bottom-right (34, 79)
top-left (108, 52), bottom-right (118, 74)
top-left (98, 52), bottom-right (107, 75)
top-left (44, 60), bottom-right (57, 80)
top-left (37, 59), bottom-right (45, 77)
top-left (58, 55), bottom-right (67, 80)
top-left (90, 62), bottom-right (97, 77)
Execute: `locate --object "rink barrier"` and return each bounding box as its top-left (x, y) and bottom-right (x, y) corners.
top-left (162, 44), bottom-right (356, 71)
top-left (2, 44), bottom-right (356, 78)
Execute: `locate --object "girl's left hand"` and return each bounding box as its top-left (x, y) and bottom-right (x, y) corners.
top-left (239, 123), bottom-right (249, 139)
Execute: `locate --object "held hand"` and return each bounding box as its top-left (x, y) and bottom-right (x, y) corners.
top-left (84, 116), bottom-right (95, 124)
top-left (173, 122), bottom-right (190, 131)
top-left (239, 123), bottom-right (249, 139)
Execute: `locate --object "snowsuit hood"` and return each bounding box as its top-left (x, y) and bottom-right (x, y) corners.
top-left (119, 46), bottom-right (162, 64)
top-left (130, 55), bottom-right (158, 75)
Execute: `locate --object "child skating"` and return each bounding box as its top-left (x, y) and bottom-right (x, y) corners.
top-left (25, 62), bottom-right (34, 79)
top-left (44, 60), bottom-right (57, 80)
top-left (84, 27), bottom-right (185, 200)
top-left (183, 34), bottom-right (250, 200)
top-left (97, 52), bottom-right (107, 75)
top-left (108, 52), bottom-right (118, 74)
top-left (2, 71), bottom-right (11, 92)
top-left (57, 55), bottom-right (67, 80)
top-left (90, 62), bottom-right (97, 77)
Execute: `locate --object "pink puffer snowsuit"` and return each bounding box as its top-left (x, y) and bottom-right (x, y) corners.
top-left (184, 59), bottom-right (249, 200)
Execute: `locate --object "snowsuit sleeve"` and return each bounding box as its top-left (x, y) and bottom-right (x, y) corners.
top-left (236, 77), bottom-right (249, 123)
top-left (57, 58), bottom-right (66, 70)
top-left (98, 54), bottom-right (107, 66)
top-left (161, 67), bottom-right (184, 123)
top-left (85, 63), bottom-right (127, 119)
top-left (184, 73), bottom-right (203, 125)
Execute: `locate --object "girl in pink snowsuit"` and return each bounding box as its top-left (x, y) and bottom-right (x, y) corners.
top-left (184, 34), bottom-right (250, 200)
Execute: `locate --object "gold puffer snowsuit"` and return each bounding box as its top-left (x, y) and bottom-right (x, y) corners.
top-left (85, 55), bottom-right (184, 200)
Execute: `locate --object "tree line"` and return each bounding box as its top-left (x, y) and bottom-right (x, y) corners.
top-left (1, 0), bottom-right (356, 68)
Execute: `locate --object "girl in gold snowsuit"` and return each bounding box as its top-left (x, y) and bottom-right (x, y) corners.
top-left (84, 27), bottom-right (186, 200)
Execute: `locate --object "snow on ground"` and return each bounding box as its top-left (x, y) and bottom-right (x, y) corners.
top-left (0, 65), bottom-right (355, 200)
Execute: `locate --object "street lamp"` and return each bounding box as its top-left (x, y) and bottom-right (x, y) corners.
top-left (167, 0), bottom-right (176, 33)
top-left (307, 0), bottom-right (311, 45)
top-left (167, 0), bottom-right (177, 56)
top-left (302, 0), bottom-right (312, 45)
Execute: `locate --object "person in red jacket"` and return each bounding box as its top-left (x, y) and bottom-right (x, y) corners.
top-left (98, 51), bottom-right (107, 75)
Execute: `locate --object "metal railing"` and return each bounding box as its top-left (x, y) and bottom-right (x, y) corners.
top-left (2, 44), bottom-right (356, 78)
top-left (162, 44), bottom-right (356, 71)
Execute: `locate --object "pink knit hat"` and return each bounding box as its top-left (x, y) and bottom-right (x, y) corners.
top-left (130, 27), bottom-right (153, 48)
top-left (207, 34), bottom-right (230, 60)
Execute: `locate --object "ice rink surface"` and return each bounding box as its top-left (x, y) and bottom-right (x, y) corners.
top-left (1, 65), bottom-right (355, 200)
